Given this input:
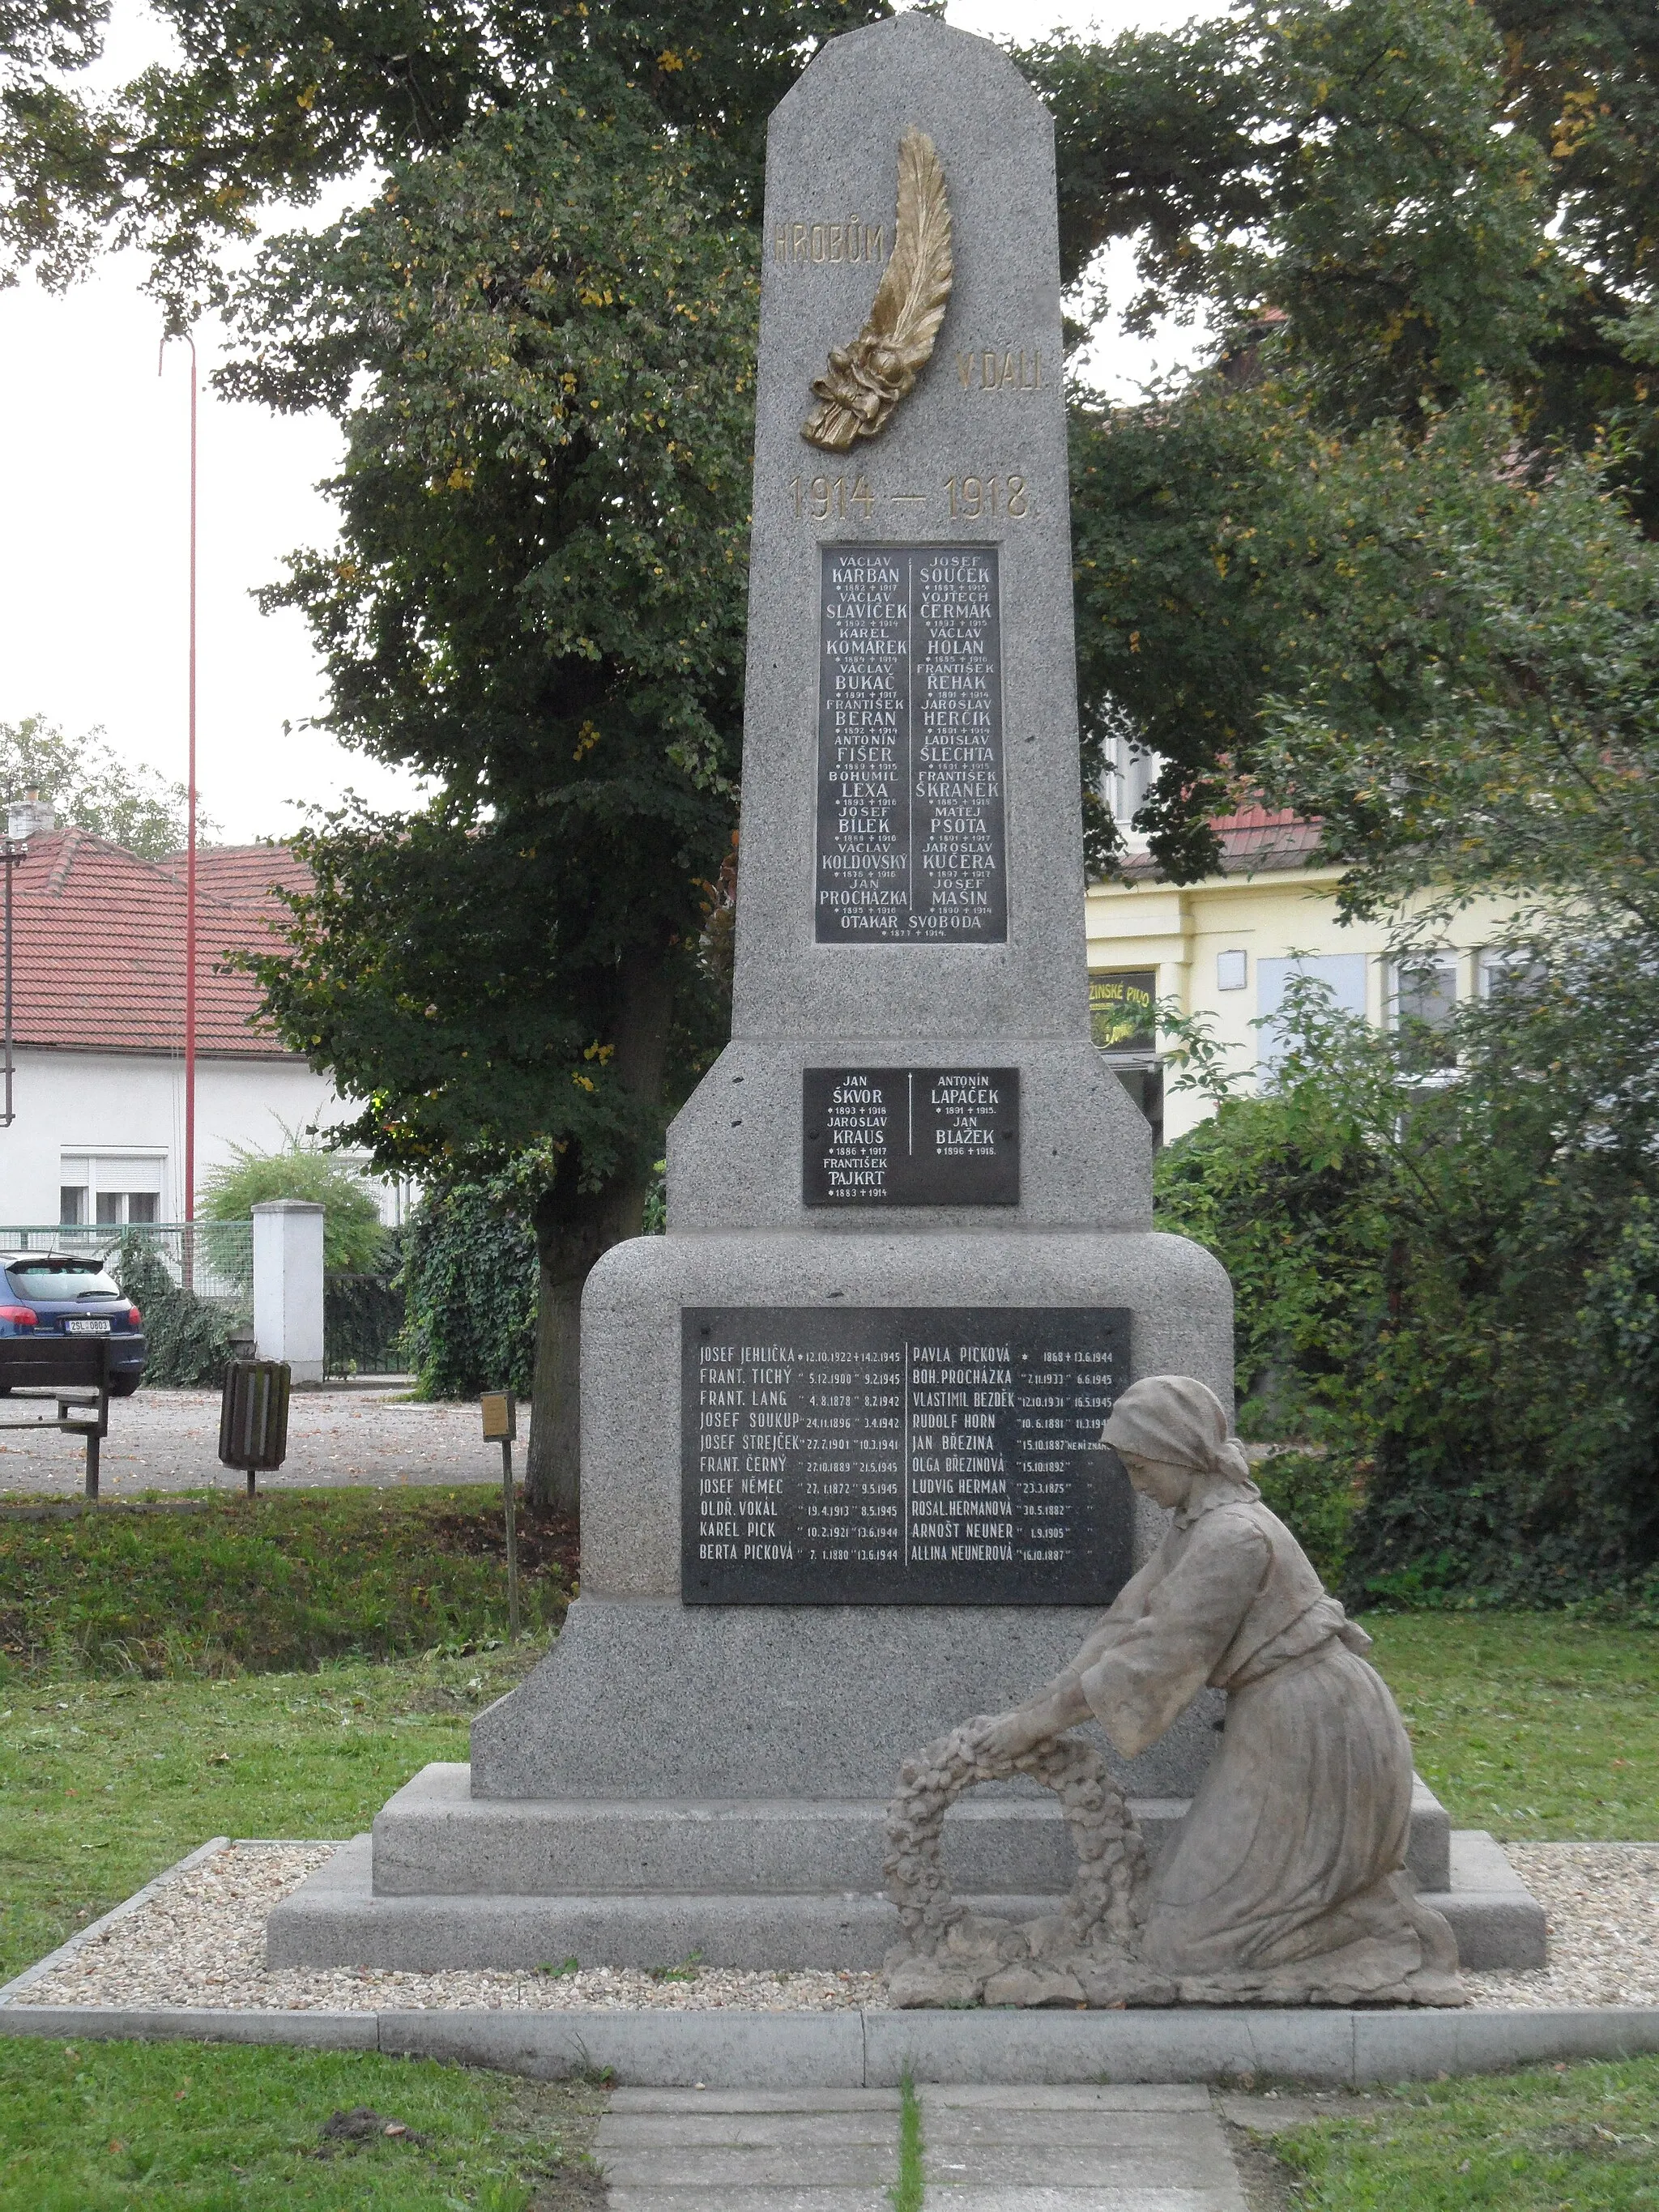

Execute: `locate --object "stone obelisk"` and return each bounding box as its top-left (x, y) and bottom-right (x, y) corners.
top-left (271, 13), bottom-right (1236, 1973)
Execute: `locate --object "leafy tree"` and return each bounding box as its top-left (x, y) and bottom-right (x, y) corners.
top-left (200, 1136), bottom-right (386, 1274)
top-left (237, 81), bottom-right (763, 1505)
top-left (1157, 972), bottom-right (1659, 1607)
top-left (1, 0), bottom-right (888, 317)
top-left (0, 714), bottom-right (215, 859)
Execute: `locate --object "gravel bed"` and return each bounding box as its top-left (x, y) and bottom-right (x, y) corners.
top-left (11, 1843), bottom-right (886, 2013)
top-left (14, 1839), bottom-right (1658, 2015)
top-left (0, 1387), bottom-right (504, 1494)
top-left (1462, 1843), bottom-right (1659, 2009)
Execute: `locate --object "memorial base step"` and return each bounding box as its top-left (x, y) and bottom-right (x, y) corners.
top-left (365, 1764), bottom-right (1452, 1900)
top-left (267, 1821), bottom-right (1540, 1975)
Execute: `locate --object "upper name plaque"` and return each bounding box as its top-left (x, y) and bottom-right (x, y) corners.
top-left (815, 544), bottom-right (1006, 943)
top-left (803, 1067), bottom-right (1019, 1206)
top-left (682, 1306), bottom-right (1132, 1605)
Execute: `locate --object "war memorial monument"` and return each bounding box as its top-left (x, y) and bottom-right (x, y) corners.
top-left (271, 12), bottom-right (1544, 1997)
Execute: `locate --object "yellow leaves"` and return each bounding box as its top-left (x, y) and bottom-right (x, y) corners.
top-left (572, 720), bottom-right (601, 761)
top-left (446, 462), bottom-right (474, 492)
top-left (295, 83), bottom-right (318, 110)
top-left (1129, 631), bottom-right (1141, 654)
top-left (584, 1041), bottom-right (615, 1063)
top-left (572, 1072), bottom-right (596, 1093)
top-left (657, 47), bottom-right (684, 71)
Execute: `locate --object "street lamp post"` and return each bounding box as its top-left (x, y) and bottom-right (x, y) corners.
top-left (160, 333), bottom-right (198, 1270)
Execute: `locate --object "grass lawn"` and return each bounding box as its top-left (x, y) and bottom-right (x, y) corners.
top-left (0, 2036), bottom-right (605, 2210)
top-left (0, 1486), bottom-right (574, 1676)
top-left (1273, 2059), bottom-right (1659, 2209)
top-left (1361, 1611), bottom-right (1659, 1841)
top-left (0, 1647), bottom-right (535, 1986)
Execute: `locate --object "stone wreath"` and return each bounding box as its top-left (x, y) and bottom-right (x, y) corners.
top-left (881, 1724), bottom-right (1177, 2009)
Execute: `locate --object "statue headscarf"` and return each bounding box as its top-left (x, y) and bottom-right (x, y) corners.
top-left (1101, 1375), bottom-right (1252, 1485)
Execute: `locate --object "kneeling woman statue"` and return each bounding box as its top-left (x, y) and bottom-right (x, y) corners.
top-left (933, 1375), bottom-right (1462, 2005)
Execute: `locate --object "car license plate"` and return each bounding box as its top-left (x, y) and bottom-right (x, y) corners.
top-left (65, 1317), bottom-right (112, 1334)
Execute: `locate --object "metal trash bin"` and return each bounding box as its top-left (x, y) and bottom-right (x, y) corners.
top-left (219, 1359), bottom-right (292, 1495)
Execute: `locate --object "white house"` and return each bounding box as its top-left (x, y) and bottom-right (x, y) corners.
top-left (0, 819), bottom-right (394, 1230)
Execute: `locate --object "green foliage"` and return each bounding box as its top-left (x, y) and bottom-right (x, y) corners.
top-left (232, 84), bottom-right (761, 1251)
top-left (1252, 399), bottom-right (1659, 930)
top-left (200, 1139), bottom-right (386, 1276)
top-left (0, 1484), bottom-right (573, 1677)
top-left (0, 0), bottom-right (887, 318)
top-left (1252, 1452), bottom-right (1363, 1592)
top-left (0, 2039), bottom-right (604, 2212)
top-left (1276, 2057), bottom-right (1659, 2210)
top-left (1030, 0), bottom-right (1564, 420)
top-left (399, 1186), bottom-right (538, 1401)
top-left (112, 1237), bottom-right (236, 1389)
top-left (0, 715), bottom-right (214, 860)
top-left (1155, 970), bottom-right (1659, 1608)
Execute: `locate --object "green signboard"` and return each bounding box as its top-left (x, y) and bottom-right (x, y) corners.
top-left (1090, 970), bottom-right (1157, 1054)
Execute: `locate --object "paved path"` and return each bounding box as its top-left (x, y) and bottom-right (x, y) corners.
top-left (594, 2085), bottom-right (1254, 2210)
top-left (0, 1384), bottom-right (505, 1496)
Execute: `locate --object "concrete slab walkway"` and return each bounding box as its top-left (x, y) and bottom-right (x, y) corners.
top-left (592, 2084), bottom-right (1249, 2211)
top-left (596, 2087), bottom-right (901, 2211)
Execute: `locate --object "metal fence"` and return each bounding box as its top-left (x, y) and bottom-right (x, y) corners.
top-left (0, 1221), bottom-right (254, 1306)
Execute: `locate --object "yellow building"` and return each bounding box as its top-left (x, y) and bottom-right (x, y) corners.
top-left (1084, 807), bottom-right (1525, 1146)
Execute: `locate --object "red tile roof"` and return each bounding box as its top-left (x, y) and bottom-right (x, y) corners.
top-left (13, 831), bottom-right (307, 1058)
top-left (1118, 804), bottom-right (1325, 882)
top-left (160, 844), bottom-right (313, 909)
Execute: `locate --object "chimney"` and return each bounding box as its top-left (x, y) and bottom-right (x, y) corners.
top-left (6, 791), bottom-right (55, 844)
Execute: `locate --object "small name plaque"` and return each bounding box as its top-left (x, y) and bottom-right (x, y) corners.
top-left (815, 543), bottom-right (1006, 944)
top-left (682, 1306), bottom-right (1132, 1605)
top-left (804, 1068), bottom-right (1019, 1207)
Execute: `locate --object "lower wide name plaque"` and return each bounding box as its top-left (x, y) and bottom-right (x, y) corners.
top-left (682, 1306), bottom-right (1132, 1605)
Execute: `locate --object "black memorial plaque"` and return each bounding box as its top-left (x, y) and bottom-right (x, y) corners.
top-left (815, 544), bottom-right (1006, 944)
top-left (803, 1068), bottom-right (1019, 1206)
top-left (682, 1306), bottom-right (1131, 1605)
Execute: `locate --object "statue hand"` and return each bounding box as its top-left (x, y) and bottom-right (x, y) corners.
top-left (963, 1705), bottom-right (1055, 1767)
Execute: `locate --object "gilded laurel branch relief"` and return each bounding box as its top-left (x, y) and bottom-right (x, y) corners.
top-left (802, 128), bottom-right (953, 454)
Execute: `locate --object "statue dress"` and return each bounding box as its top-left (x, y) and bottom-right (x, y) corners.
top-left (1061, 1473), bottom-right (1460, 1997)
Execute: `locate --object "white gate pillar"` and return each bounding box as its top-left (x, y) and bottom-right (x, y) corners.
top-left (251, 1200), bottom-right (326, 1384)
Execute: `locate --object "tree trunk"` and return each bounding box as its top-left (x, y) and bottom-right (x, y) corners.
top-left (524, 948), bottom-right (673, 1511)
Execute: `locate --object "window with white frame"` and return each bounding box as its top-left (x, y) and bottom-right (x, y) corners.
top-left (64, 1153), bottom-right (166, 1229)
top-left (1098, 730), bottom-right (1162, 847)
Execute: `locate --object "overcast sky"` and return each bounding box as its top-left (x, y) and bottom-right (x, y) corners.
top-left (0, 0), bottom-right (1223, 846)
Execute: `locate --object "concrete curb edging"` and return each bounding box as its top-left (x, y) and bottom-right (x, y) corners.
top-left (2, 2001), bottom-right (1659, 2088)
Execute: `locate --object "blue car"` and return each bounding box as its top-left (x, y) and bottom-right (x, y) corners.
top-left (0, 1254), bottom-right (147, 1395)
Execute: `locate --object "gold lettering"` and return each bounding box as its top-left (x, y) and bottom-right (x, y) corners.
top-left (792, 223), bottom-right (808, 262)
top-left (956, 352), bottom-right (974, 389)
top-left (983, 350), bottom-right (998, 388)
top-left (865, 224), bottom-right (885, 262)
top-left (830, 223), bottom-right (843, 261)
top-left (812, 224), bottom-right (826, 262)
top-left (774, 224), bottom-right (787, 263)
top-left (1002, 351), bottom-right (1017, 388)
